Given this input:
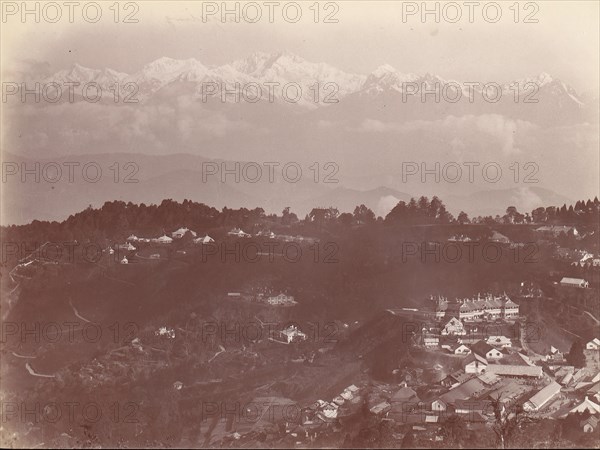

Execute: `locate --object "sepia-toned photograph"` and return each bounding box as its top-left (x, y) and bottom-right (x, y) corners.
top-left (1, 1), bottom-right (599, 448)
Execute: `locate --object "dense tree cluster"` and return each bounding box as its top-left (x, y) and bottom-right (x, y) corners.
top-left (385, 196), bottom-right (454, 225)
top-left (2, 196), bottom-right (598, 249)
top-left (531, 197), bottom-right (599, 225)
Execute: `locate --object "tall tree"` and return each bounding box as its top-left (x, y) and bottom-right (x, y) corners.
top-left (457, 211), bottom-right (470, 225)
top-left (566, 340), bottom-right (586, 368)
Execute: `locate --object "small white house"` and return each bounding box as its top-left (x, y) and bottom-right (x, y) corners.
top-left (117, 242), bottom-right (136, 251)
top-left (172, 227), bottom-right (197, 239)
top-left (487, 336), bottom-right (512, 348)
top-left (228, 228), bottom-right (251, 238)
top-left (194, 235), bottom-right (215, 244)
top-left (463, 353), bottom-right (488, 374)
top-left (431, 399), bottom-right (447, 412)
top-left (120, 256), bottom-right (129, 264)
top-left (453, 344), bottom-right (471, 355)
top-left (441, 317), bottom-right (466, 336)
top-left (471, 341), bottom-right (504, 359)
top-left (155, 235), bottom-right (173, 244)
top-left (423, 335), bottom-right (440, 348)
top-left (586, 338), bottom-right (600, 350)
top-left (340, 390), bottom-right (354, 401)
top-left (320, 402), bottom-right (338, 419)
top-left (333, 396), bottom-right (345, 406)
top-left (280, 325), bottom-right (307, 343)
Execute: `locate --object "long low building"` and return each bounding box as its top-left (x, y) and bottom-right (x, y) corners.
top-left (523, 381), bottom-right (562, 411)
top-left (431, 294), bottom-right (519, 321)
top-left (560, 277), bottom-right (589, 288)
top-left (486, 364), bottom-right (543, 378)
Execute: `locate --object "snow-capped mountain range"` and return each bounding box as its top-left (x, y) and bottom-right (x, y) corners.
top-left (4, 52), bottom-right (597, 225)
top-left (33, 51), bottom-right (588, 111)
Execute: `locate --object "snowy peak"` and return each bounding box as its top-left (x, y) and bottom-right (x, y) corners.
top-left (232, 51), bottom-right (362, 80)
top-left (36, 55), bottom-right (585, 111)
top-left (231, 51), bottom-right (318, 77)
top-left (371, 64), bottom-right (398, 77)
top-left (513, 72), bottom-right (584, 106)
top-left (362, 65), bottom-right (420, 93)
top-left (535, 71), bottom-right (553, 86)
top-left (230, 51), bottom-right (275, 76)
top-left (51, 63), bottom-right (99, 83)
top-left (140, 57), bottom-right (207, 81)
top-left (227, 50), bottom-right (365, 99)
top-left (47, 63), bottom-right (128, 86)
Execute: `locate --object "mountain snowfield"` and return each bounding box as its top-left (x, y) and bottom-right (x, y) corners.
top-left (33, 51), bottom-right (589, 110)
top-left (3, 51), bottom-right (597, 225)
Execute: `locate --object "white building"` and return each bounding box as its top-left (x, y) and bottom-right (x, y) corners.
top-left (431, 399), bottom-right (448, 412)
top-left (433, 293), bottom-right (519, 321)
top-left (172, 227), bottom-right (197, 239)
top-left (280, 325), bottom-right (307, 343)
top-left (194, 235), bottom-right (215, 244)
top-left (441, 317), bottom-right (466, 336)
top-left (453, 344), bottom-right (471, 355)
top-left (228, 228), bottom-right (251, 238)
top-left (120, 256), bottom-right (129, 264)
top-left (565, 397), bottom-right (600, 416)
top-left (423, 335), bottom-right (440, 348)
top-left (471, 341), bottom-right (504, 359)
top-left (154, 235), bottom-right (173, 244)
top-left (487, 336), bottom-right (512, 348)
top-left (117, 242), bottom-right (136, 251)
top-left (463, 353), bottom-right (488, 374)
top-left (560, 277), bottom-right (589, 288)
top-left (266, 293), bottom-right (296, 306)
top-left (586, 338), bottom-right (600, 350)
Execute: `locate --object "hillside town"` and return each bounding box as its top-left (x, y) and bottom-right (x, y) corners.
top-left (1, 196), bottom-right (599, 448)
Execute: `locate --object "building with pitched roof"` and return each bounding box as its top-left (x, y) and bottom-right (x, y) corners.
top-left (486, 364), bottom-right (542, 378)
top-left (431, 293), bottom-right (519, 321)
top-left (523, 381), bottom-right (562, 412)
top-left (560, 277), bottom-right (590, 288)
top-left (441, 317), bottom-right (466, 336)
top-left (586, 338), bottom-right (600, 350)
top-left (439, 378), bottom-right (487, 405)
top-left (565, 396), bottom-right (600, 416)
top-left (471, 341), bottom-right (504, 360)
top-left (463, 353), bottom-right (488, 374)
top-left (581, 416), bottom-right (599, 432)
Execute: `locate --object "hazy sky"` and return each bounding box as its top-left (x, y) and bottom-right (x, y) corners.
top-left (2, 1), bottom-right (599, 93)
